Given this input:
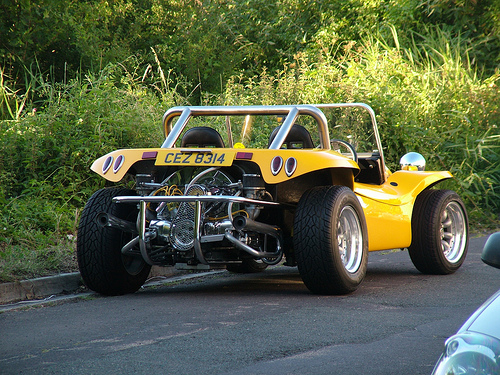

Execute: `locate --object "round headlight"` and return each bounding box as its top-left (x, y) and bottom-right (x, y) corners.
top-left (432, 333), bottom-right (500, 375)
top-left (271, 156), bottom-right (283, 176)
top-left (400, 152), bottom-right (426, 171)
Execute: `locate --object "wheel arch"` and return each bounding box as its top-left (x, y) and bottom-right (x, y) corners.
top-left (409, 174), bottom-right (454, 219)
top-left (356, 170), bottom-right (454, 207)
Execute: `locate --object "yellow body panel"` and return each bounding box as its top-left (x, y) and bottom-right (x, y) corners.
top-left (91, 147), bottom-right (452, 252)
top-left (356, 194), bottom-right (414, 251)
top-left (91, 147), bottom-right (359, 184)
top-left (235, 149), bottom-right (359, 183)
top-left (353, 170), bottom-right (452, 251)
top-left (355, 170), bottom-right (452, 206)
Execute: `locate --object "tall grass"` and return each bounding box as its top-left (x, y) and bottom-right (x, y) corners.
top-left (0, 68), bottom-right (31, 121)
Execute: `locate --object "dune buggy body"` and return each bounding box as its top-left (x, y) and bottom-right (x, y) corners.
top-left (77, 103), bottom-right (469, 295)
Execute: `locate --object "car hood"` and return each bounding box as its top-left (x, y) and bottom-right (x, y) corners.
top-left (458, 289), bottom-right (500, 339)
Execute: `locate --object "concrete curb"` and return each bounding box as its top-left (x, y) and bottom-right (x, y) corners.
top-left (0, 266), bottom-right (181, 305)
top-left (0, 273), bottom-right (82, 304)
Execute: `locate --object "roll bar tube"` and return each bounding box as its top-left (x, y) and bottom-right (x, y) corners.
top-left (160, 103), bottom-right (385, 181)
top-left (161, 105), bottom-right (330, 150)
top-left (313, 103), bottom-right (385, 179)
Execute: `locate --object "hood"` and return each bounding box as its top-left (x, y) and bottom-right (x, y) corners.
top-left (458, 289), bottom-right (500, 340)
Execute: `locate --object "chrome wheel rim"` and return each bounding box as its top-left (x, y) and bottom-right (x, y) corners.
top-left (337, 206), bottom-right (363, 273)
top-left (440, 201), bottom-right (467, 264)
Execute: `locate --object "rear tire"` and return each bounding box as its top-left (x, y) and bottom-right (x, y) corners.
top-left (77, 188), bottom-right (151, 295)
top-left (408, 189), bottom-right (468, 274)
top-left (294, 186), bottom-right (368, 295)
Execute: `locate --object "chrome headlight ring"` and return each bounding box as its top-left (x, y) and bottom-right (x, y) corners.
top-left (432, 332), bottom-right (500, 375)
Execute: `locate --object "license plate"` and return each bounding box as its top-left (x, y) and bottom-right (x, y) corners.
top-left (156, 150), bottom-right (234, 166)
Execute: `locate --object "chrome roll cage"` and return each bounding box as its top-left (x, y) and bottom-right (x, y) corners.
top-left (160, 103), bottom-right (385, 173)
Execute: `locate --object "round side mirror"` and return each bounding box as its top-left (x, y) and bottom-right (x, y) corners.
top-left (400, 152), bottom-right (426, 171)
top-left (482, 232), bottom-right (500, 269)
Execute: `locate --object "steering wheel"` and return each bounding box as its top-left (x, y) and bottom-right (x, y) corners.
top-left (330, 139), bottom-right (358, 163)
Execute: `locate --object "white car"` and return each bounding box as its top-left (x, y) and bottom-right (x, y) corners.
top-left (432, 232), bottom-right (500, 375)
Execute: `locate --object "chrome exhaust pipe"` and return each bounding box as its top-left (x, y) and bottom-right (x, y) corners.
top-left (232, 216), bottom-right (281, 239)
top-left (227, 216), bottom-right (283, 261)
top-left (225, 232), bottom-right (282, 259)
top-left (96, 212), bottom-right (137, 234)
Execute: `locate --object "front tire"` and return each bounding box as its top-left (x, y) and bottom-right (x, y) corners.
top-left (293, 186), bottom-right (368, 295)
top-left (408, 189), bottom-right (468, 274)
top-left (77, 188), bottom-right (151, 295)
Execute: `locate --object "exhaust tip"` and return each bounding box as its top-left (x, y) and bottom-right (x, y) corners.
top-left (233, 215), bottom-right (247, 231)
top-left (96, 212), bottom-right (109, 227)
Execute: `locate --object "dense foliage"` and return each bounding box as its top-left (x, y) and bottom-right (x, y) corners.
top-left (0, 0), bottom-right (499, 281)
top-left (2, 0), bottom-right (499, 96)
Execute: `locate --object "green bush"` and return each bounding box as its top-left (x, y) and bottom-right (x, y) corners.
top-left (2, 0), bottom-right (499, 101)
top-left (0, 63), bottom-right (175, 281)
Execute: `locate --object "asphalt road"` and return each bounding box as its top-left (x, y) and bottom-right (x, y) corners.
top-left (1, 235), bottom-right (499, 375)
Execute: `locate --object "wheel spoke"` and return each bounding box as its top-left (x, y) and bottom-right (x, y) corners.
top-left (442, 216), bottom-right (452, 228)
top-left (441, 239), bottom-right (451, 255)
top-left (338, 206), bottom-right (363, 273)
top-left (442, 231), bottom-right (453, 240)
top-left (440, 202), bottom-right (467, 264)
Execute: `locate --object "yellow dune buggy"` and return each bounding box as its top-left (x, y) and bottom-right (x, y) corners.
top-left (77, 103), bottom-right (469, 295)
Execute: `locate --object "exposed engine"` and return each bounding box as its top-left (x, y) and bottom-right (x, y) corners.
top-left (128, 167), bottom-right (283, 269)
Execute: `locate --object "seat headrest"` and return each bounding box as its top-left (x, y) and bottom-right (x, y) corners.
top-left (181, 127), bottom-right (225, 148)
top-left (268, 124), bottom-right (314, 149)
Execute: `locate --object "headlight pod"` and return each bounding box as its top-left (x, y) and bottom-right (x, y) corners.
top-left (432, 332), bottom-right (500, 375)
top-left (271, 156), bottom-right (283, 176)
top-left (271, 156), bottom-right (297, 177)
top-left (113, 154), bottom-right (125, 173)
top-left (102, 156), bottom-right (113, 174)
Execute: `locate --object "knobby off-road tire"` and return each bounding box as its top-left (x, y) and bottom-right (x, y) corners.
top-left (77, 188), bottom-right (151, 295)
top-left (294, 186), bottom-right (369, 295)
top-left (408, 189), bottom-right (468, 274)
